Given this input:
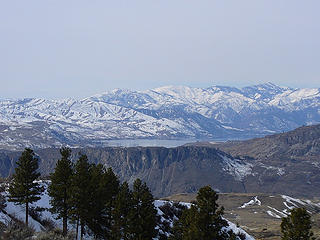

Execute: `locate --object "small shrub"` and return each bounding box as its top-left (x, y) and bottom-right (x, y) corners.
top-left (159, 203), bottom-right (175, 219)
top-left (1, 220), bottom-right (34, 240)
top-left (0, 184), bottom-right (7, 211)
top-left (172, 202), bottom-right (187, 219)
top-left (29, 206), bottom-right (45, 222)
top-left (40, 217), bottom-right (56, 232)
top-left (237, 232), bottom-right (247, 240)
top-left (35, 228), bottom-right (76, 240)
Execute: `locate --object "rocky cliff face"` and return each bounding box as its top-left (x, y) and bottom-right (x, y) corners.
top-left (1, 124), bottom-right (320, 198)
top-left (0, 146), bottom-right (251, 197)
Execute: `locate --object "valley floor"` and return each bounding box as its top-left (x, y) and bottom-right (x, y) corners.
top-left (163, 193), bottom-right (320, 240)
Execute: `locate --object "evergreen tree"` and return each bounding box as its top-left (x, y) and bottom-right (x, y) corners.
top-left (0, 183), bottom-right (7, 211)
top-left (8, 148), bottom-right (44, 226)
top-left (170, 185), bottom-right (234, 240)
top-left (68, 153), bottom-right (92, 240)
top-left (170, 205), bottom-right (200, 240)
top-left (196, 186), bottom-right (229, 240)
top-left (85, 163), bottom-right (105, 238)
top-left (130, 178), bottom-right (158, 240)
top-left (85, 164), bottom-right (119, 239)
top-left (99, 167), bottom-right (120, 239)
top-left (281, 207), bottom-right (315, 240)
top-left (112, 182), bottom-right (133, 240)
top-left (48, 147), bottom-right (74, 236)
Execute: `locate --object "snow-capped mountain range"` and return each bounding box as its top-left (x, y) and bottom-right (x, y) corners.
top-left (0, 82), bottom-right (319, 150)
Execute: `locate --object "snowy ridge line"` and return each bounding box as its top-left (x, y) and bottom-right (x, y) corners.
top-left (0, 83), bottom-right (320, 150)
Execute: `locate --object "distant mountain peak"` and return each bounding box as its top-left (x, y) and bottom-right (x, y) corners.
top-left (0, 83), bottom-right (319, 150)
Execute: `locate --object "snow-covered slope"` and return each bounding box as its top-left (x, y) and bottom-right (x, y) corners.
top-left (0, 82), bottom-right (319, 150)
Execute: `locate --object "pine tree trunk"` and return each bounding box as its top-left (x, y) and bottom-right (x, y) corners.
top-left (63, 216), bottom-right (67, 236)
top-left (26, 201), bottom-right (29, 226)
top-left (80, 222), bottom-right (84, 240)
top-left (63, 195), bottom-right (68, 236)
top-left (75, 217), bottom-right (79, 240)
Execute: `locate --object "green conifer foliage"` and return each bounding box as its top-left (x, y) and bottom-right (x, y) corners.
top-left (170, 205), bottom-right (200, 240)
top-left (0, 184), bottom-right (7, 211)
top-left (68, 153), bottom-right (92, 240)
top-left (281, 207), bottom-right (315, 240)
top-left (86, 164), bottom-right (120, 238)
top-left (48, 147), bottom-right (73, 236)
top-left (8, 148), bottom-right (44, 226)
top-left (112, 182), bottom-right (133, 240)
top-left (85, 163), bottom-right (105, 238)
top-left (170, 185), bottom-right (234, 240)
top-left (96, 167), bottom-right (120, 239)
top-left (196, 186), bottom-right (229, 240)
top-left (130, 178), bottom-right (158, 240)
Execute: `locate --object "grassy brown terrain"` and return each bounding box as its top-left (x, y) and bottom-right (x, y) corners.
top-left (162, 193), bottom-right (320, 240)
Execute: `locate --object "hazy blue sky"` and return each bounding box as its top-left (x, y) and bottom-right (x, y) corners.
top-left (1, 0), bottom-right (319, 99)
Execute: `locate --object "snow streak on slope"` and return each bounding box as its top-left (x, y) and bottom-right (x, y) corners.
top-left (220, 154), bottom-right (253, 181)
top-left (0, 83), bottom-right (320, 150)
top-left (239, 196), bottom-right (261, 208)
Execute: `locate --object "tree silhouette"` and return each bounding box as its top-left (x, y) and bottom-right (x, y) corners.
top-left (8, 148), bottom-right (44, 226)
top-left (48, 147), bottom-right (74, 236)
top-left (281, 207), bottom-right (315, 240)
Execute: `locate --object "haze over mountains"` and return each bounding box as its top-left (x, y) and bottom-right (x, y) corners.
top-left (0, 82), bottom-right (319, 150)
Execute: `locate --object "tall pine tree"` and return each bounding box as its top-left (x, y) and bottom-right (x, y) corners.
top-left (85, 163), bottom-right (105, 238)
top-left (112, 181), bottom-right (133, 240)
top-left (281, 207), bottom-right (315, 240)
top-left (87, 166), bottom-right (119, 239)
top-left (170, 206), bottom-right (200, 240)
top-left (195, 186), bottom-right (230, 240)
top-left (8, 148), bottom-right (44, 226)
top-left (130, 178), bottom-right (158, 240)
top-left (48, 147), bottom-right (74, 236)
top-left (170, 185), bottom-right (235, 240)
top-left (68, 153), bottom-right (92, 240)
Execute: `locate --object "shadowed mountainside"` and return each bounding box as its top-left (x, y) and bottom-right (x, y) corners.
top-left (211, 124), bottom-right (320, 161)
top-left (0, 123), bottom-right (319, 198)
top-left (0, 146), bottom-right (250, 197)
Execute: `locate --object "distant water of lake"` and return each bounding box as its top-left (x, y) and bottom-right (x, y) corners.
top-left (102, 138), bottom-right (230, 148)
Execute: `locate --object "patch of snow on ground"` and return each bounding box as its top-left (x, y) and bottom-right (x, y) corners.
top-left (3, 181), bottom-right (63, 232)
top-left (266, 210), bottom-right (281, 219)
top-left (283, 201), bottom-right (295, 210)
top-left (5, 200), bottom-right (43, 231)
top-left (267, 206), bottom-right (287, 218)
top-left (281, 195), bottom-right (306, 207)
top-left (221, 125), bottom-right (244, 131)
top-left (259, 164), bottom-right (285, 176)
top-left (224, 220), bottom-right (255, 240)
top-left (239, 196), bottom-right (261, 208)
top-left (220, 154), bottom-right (253, 181)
